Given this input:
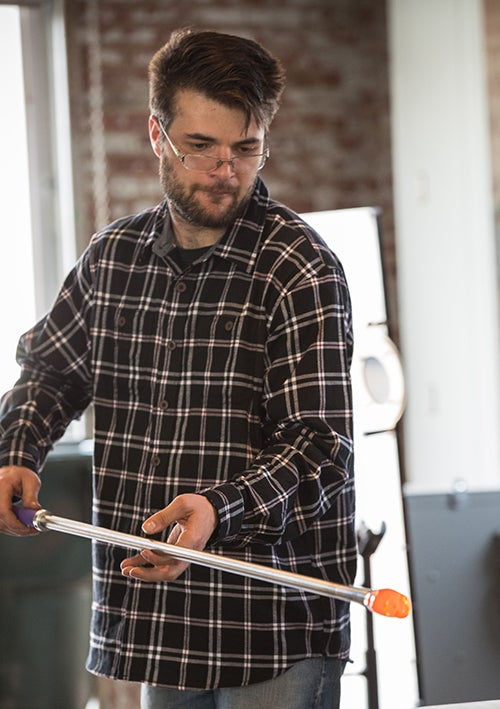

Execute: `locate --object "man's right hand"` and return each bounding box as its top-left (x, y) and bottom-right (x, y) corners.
top-left (0, 465), bottom-right (41, 536)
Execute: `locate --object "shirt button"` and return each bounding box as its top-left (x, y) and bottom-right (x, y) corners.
top-left (224, 320), bottom-right (234, 332)
top-left (159, 399), bottom-right (169, 411)
top-left (175, 281), bottom-right (187, 293)
top-left (118, 316), bottom-right (126, 327)
top-left (151, 455), bottom-right (161, 468)
top-left (167, 340), bottom-right (176, 350)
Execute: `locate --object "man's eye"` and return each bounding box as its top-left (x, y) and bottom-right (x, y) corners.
top-left (189, 143), bottom-right (211, 152)
top-left (236, 145), bottom-right (259, 155)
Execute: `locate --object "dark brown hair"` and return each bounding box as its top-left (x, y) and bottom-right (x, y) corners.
top-left (149, 28), bottom-right (286, 131)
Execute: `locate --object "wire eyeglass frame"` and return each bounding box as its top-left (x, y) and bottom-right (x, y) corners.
top-left (155, 117), bottom-right (269, 174)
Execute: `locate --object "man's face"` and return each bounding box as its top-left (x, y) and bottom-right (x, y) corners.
top-left (150, 90), bottom-right (266, 231)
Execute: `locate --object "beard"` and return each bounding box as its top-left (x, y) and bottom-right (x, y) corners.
top-left (159, 154), bottom-right (256, 230)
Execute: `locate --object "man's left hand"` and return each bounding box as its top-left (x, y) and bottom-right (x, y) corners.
top-left (120, 493), bottom-right (218, 582)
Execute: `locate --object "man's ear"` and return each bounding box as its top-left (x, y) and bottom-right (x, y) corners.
top-left (149, 115), bottom-right (162, 158)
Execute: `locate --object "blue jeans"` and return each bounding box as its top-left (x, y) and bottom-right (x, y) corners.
top-left (140, 657), bottom-right (346, 709)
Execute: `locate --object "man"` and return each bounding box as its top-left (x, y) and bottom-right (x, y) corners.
top-left (0, 28), bottom-right (356, 709)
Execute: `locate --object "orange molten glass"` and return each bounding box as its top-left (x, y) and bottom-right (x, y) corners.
top-left (365, 588), bottom-right (412, 618)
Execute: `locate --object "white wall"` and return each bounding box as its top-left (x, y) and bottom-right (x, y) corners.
top-left (389, 0), bottom-right (500, 493)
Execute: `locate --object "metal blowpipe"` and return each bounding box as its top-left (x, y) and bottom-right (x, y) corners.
top-left (14, 507), bottom-right (411, 618)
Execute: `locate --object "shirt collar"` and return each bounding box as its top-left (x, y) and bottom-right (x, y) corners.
top-left (148, 178), bottom-right (270, 273)
top-left (213, 178), bottom-right (269, 273)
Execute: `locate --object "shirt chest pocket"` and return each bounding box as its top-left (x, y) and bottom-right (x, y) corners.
top-left (185, 307), bottom-right (264, 376)
top-left (111, 305), bottom-right (170, 403)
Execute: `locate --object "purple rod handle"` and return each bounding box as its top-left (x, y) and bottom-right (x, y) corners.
top-left (13, 506), bottom-right (39, 527)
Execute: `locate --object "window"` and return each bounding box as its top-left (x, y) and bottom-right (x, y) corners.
top-left (0, 5), bottom-right (36, 394)
top-left (0, 1), bottom-right (83, 439)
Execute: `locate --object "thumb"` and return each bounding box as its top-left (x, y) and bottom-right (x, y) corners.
top-left (141, 494), bottom-right (201, 535)
top-left (142, 499), bottom-right (180, 535)
top-left (21, 470), bottom-right (42, 509)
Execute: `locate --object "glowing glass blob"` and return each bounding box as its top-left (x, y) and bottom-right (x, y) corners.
top-left (365, 588), bottom-right (412, 618)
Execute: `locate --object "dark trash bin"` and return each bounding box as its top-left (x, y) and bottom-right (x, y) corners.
top-left (0, 441), bottom-right (94, 709)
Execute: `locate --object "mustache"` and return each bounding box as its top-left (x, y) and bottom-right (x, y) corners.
top-left (195, 181), bottom-right (238, 194)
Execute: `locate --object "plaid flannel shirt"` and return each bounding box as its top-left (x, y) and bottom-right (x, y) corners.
top-left (0, 179), bottom-right (356, 689)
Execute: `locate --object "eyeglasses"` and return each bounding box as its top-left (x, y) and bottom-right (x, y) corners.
top-left (156, 118), bottom-right (269, 174)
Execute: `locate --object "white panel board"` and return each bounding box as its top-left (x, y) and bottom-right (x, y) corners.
top-left (302, 208), bottom-right (418, 709)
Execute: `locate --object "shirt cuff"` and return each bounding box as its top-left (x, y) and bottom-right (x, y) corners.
top-left (0, 442), bottom-right (40, 472)
top-left (199, 483), bottom-right (245, 544)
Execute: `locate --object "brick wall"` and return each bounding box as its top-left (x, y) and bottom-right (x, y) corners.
top-left (64, 0), bottom-right (398, 337)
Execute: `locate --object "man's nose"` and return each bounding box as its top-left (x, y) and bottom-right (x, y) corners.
top-left (212, 157), bottom-right (237, 175)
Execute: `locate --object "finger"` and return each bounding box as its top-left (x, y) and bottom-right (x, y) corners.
top-left (166, 519), bottom-right (212, 555)
top-left (0, 500), bottom-right (38, 536)
top-left (0, 511), bottom-right (40, 536)
top-left (121, 548), bottom-right (177, 568)
top-left (15, 481), bottom-right (42, 535)
top-left (139, 548), bottom-right (175, 566)
top-left (120, 550), bottom-right (176, 571)
top-left (120, 552), bottom-right (145, 570)
top-left (166, 523), bottom-right (182, 545)
top-left (120, 552), bottom-right (189, 580)
top-left (120, 547), bottom-right (190, 582)
top-left (121, 559), bottom-right (190, 582)
top-left (2, 514), bottom-right (39, 536)
top-left (0, 489), bottom-right (20, 535)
